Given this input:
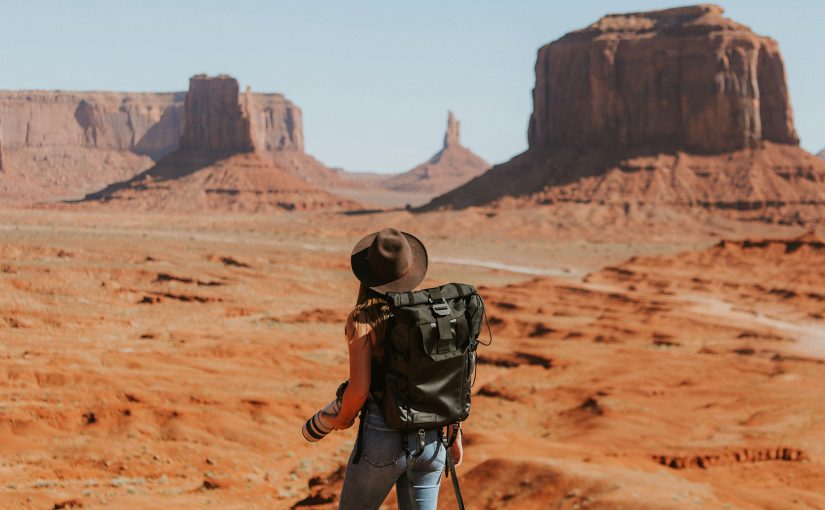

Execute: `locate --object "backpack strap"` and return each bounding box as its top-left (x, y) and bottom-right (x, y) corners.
top-left (402, 429), bottom-right (427, 510)
top-left (440, 428), bottom-right (466, 510)
top-left (404, 449), bottom-right (417, 510)
top-left (427, 287), bottom-right (455, 353)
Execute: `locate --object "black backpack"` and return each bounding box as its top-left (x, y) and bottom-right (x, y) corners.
top-left (354, 283), bottom-right (488, 510)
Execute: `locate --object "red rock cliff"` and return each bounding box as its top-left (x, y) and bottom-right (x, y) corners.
top-left (424, 5), bottom-right (825, 225)
top-left (180, 75), bottom-right (253, 153)
top-left (527, 4), bottom-right (798, 154)
top-left (0, 77), bottom-right (308, 202)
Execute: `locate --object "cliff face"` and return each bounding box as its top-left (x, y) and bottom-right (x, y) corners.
top-left (425, 5), bottom-right (825, 226)
top-left (181, 75), bottom-right (252, 152)
top-left (247, 89), bottom-right (304, 153)
top-left (528, 4), bottom-right (798, 154)
top-left (0, 91), bottom-right (185, 159)
top-left (0, 77), bottom-right (308, 203)
top-left (75, 75), bottom-right (356, 212)
top-left (179, 75), bottom-right (306, 156)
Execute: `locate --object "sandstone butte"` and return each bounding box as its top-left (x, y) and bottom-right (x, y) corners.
top-left (424, 4), bottom-right (825, 226)
top-left (0, 75), bottom-right (346, 205)
top-left (380, 111), bottom-right (490, 195)
top-left (75, 75), bottom-right (356, 212)
top-left (319, 112), bottom-right (491, 209)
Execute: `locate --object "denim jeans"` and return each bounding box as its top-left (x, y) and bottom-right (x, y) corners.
top-left (338, 399), bottom-right (446, 510)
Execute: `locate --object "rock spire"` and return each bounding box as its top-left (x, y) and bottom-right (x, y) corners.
top-left (444, 110), bottom-right (460, 149)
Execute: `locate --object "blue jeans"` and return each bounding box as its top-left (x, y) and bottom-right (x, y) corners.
top-left (338, 399), bottom-right (446, 510)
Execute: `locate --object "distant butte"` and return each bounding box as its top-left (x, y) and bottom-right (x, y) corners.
top-left (424, 4), bottom-right (825, 226)
top-left (318, 111), bottom-right (490, 208)
top-left (75, 75), bottom-right (356, 212)
top-left (380, 111), bottom-right (489, 195)
top-left (0, 76), bottom-right (343, 205)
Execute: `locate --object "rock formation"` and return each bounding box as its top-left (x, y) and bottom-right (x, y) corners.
top-left (77, 75), bottom-right (355, 212)
top-left (0, 78), bottom-right (312, 204)
top-left (425, 5), bottom-right (825, 225)
top-left (528, 4), bottom-right (797, 154)
top-left (180, 75), bottom-right (252, 153)
top-left (381, 111), bottom-right (489, 195)
top-left (0, 91), bottom-right (185, 158)
top-left (818, 148), bottom-right (825, 160)
top-left (444, 111), bottom-right (460, 148)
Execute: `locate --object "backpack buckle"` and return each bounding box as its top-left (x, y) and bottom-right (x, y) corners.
top-left (432, 299), bottom-right (451, 317)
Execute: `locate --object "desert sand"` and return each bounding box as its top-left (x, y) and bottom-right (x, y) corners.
top-left (1, 208), bottom-right (823, 509)
top-left (2, 3), bottom-right (825, 509)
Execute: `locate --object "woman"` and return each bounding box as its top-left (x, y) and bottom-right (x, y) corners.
top-left (332, 227), bottom-right (463, 510)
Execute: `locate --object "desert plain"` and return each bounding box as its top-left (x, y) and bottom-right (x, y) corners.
top-left (1, 206), bottom-right (823, 510)
top-left (3, 3), bottom-right (825, 509)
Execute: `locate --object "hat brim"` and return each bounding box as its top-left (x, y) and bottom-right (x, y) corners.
top-left (350, 231), bottom-right (428, 294)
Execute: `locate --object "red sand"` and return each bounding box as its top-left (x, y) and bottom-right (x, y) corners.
top-left (0, 209), bottom-right (823, 509)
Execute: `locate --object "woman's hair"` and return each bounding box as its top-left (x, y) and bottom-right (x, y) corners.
top-left (348, 283), bottom-right (391, 351)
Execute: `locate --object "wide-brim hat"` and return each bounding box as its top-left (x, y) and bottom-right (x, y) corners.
top-left (351, 228), bottom-right (428, 294)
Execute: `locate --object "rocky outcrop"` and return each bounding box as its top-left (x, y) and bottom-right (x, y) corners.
top-left (247, 89), bottom-right (304, 154)
top-left (381, 111), bottom-right (489, 195)
top-left (181, 75), bottom-right (252, 152)
top-left (444, 110), bottom-right (460, 148)
top-left (75, 75), bottom-right (356, 212)
top-left (818, 149), bottom-right (825, 160)
top-left (528, 4), bottom-right (798, 154)
top-left (425, 5), bottom-right (825, 225)
top-left (0, 76), bottom-right (313, 204)
top-left (0, 91), bottom-right (184, 158)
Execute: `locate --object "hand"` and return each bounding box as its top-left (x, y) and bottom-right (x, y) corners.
top-left (448, 427), bottom-right (463, 467)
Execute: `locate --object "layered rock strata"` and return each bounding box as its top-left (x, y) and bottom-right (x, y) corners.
top-left (425, 5), bottom-right (825, 225)
top-left (77, 75), bottom-right (355, 212)
top-left (180, 75), bottom-right (252, 153)
top-left (0, 79), bottom-right (306, 203)
top-left (528, 4), bottom-right (798, 154)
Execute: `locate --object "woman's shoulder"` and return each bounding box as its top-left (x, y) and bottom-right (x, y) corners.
top-left (345, 298), bottom-right (389, 339)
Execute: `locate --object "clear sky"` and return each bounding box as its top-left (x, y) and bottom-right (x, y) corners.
top-left (1, 0), bottom-right (822, 173)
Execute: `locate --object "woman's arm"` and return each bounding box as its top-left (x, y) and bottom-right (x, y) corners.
top-left (332, 315), bottom-right (372, 430)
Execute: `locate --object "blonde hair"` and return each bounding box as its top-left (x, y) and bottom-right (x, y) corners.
top-left (346, 284), bottom-right (391, 352)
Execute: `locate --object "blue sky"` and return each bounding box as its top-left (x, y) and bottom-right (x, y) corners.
top-left (1, 1), bottom-right (822, 172)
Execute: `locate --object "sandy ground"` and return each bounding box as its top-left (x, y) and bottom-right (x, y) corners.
top-left (0, 208), bottom-right (823, 509)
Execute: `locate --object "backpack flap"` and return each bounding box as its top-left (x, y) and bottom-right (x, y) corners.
top-left (417, 313), bottom-right (469, 361)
